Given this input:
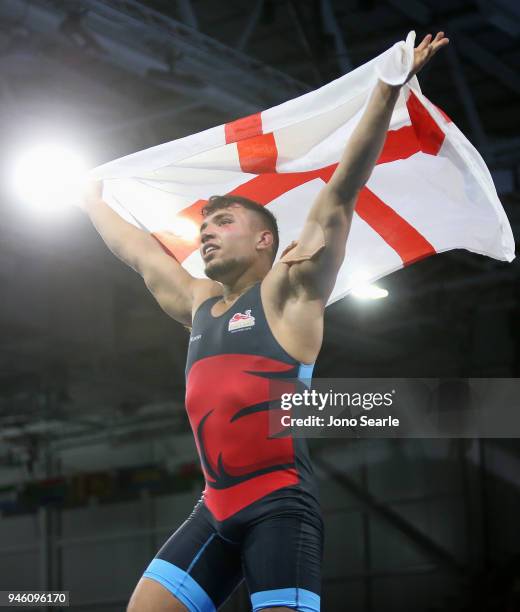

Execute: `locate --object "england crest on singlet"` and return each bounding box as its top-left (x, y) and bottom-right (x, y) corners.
top-left (228, 309), bottom-right (255, 332)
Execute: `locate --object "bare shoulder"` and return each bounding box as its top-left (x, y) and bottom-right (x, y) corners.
top-left (191, 278), bottom-right (222, 320)
top-left (261, 263), bottom-right (325, 364)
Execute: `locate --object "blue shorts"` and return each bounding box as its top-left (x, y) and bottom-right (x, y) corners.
top-left (142, 487), bottom-right (323, 611)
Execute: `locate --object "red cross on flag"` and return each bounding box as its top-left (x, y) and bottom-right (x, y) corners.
top-left (91, 32), bottom-right (515, 305)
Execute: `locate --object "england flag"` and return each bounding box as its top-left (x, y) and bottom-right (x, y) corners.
top-left (91, 31), bottom-right (515, 305)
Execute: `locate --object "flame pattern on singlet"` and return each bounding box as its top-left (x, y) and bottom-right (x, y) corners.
top-left (185, 282), bottom-right (318, 521)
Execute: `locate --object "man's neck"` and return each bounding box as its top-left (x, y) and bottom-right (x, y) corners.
top-left (220, 274), bottom-right (265, 304)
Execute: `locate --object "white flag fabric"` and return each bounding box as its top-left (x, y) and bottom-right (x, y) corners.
top-left (90, 31), bottom-right (515, 305)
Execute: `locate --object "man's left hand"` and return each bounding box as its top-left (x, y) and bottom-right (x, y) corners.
top-left (407, 31), bottom-right (449, 82)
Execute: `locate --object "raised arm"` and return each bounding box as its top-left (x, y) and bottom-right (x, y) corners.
top-left (281, 32), bottom-right (449, 303)
top-left (81, 182), bottom-right (213, 326)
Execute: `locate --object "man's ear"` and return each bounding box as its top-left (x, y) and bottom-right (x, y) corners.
top-left (256, 229), bottom-right (274, 252)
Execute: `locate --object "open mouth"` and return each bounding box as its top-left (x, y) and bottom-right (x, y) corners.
top-left (202, 244), bottom-right (219, 258)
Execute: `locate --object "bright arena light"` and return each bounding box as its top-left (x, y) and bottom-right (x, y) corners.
top-left (11, 144), bottom-right (89, 214)
top-left (351, 284), bottom-right (389, 300)
top-left (350, 270), bottom-right (389, 300)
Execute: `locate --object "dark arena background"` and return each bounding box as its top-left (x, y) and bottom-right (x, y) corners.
top-left (0, 1), bottom-right (519, 611)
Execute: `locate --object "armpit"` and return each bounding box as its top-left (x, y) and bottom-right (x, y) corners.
top-left (279, 221), bottom-right (326, 264)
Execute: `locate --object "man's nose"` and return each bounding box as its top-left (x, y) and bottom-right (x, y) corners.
top-left (201, 228), bottom-right (216, 243)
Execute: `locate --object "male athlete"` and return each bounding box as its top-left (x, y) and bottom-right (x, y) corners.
top-left (82, 33), bottom-right (448, 612)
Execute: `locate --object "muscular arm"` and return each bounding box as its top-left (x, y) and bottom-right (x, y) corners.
top-left (326, 82), bottom-right (401, 202)
top-left (282, 31), bottom-right (449, 303)
top-left (82, 182), bottom-right (210, 326)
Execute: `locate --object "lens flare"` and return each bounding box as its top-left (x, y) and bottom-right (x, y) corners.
top-left (351, 284), bottom-right (389, 300)
top-left (11, 144), bottom-right (89, 213)
top-left (350, 270), bottom-right (388, 300)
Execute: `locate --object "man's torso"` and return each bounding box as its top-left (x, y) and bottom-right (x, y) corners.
top-left (185, 280), bottom-right (321, 524)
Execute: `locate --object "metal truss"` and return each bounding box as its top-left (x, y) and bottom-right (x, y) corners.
top-left (320, 0), bottom-right (353, 73)
top-left (0, 0), bottom-right (310, 121)
top-left (475, 0), bottom-right (520, 37)
top-left (0, 50), bottom-right (136, 123)
top-left (385, 0), bottom-right (520, 96)
top-left (454, 31), bottom-right (520, 96)
top-left (235, 0), bottom-right (264, 52)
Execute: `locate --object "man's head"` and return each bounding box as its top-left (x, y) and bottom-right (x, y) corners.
top-left (200, 195), bottom-right (279, 282)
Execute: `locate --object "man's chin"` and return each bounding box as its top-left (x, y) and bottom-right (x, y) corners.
top-left (204, 257), bottom-right (241, 281)
top-left (204, 259), bottom-right (225, 281)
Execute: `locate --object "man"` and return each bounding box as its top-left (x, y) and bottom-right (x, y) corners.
top-left (82, 32), bottom-right (448, 612)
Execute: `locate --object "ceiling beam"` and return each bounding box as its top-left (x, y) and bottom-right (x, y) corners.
top-left (453, 32), bottom-right (520, 96)
top-left (320, 0), bottom-right (353, 73)
top-left (384, 0), bottom-right (520, 96)
top-left (385, 0), bottom-right (432, 24)
top-left (0, 0), bottom-right (310, 120)
top-left (176, 0), bottom-right (199, 31)
top-left (235, 0), bottom-right (264, 52)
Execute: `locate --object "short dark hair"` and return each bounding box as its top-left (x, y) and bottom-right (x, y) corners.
top-left (201, 195), bottom-right (279, 262)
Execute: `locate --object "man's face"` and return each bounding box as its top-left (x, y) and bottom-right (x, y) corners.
top-left (199, 204), bottom-right (260, 281)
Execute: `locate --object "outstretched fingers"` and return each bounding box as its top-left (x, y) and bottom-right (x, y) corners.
top-left (419, 31), bottom-right (450, 55)
top-left (406, 30), bottom-right (449, 81)
top-left (417, 33), bottom-right (433, 51)
top-left (430, 31), bottom-right (449, 53)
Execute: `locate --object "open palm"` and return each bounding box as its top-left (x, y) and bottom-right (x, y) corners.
top-left (409, 32), bottom-right (449, 80)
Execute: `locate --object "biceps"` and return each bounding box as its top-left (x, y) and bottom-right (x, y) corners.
top-left (307, 184), bottom-right (355, 236)
top-left (150, 286), bottom-right (193, 325)
top-left (308, 187), bottom-right (355, 268)
top-left (141, 251), bottom-right (195, 324)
